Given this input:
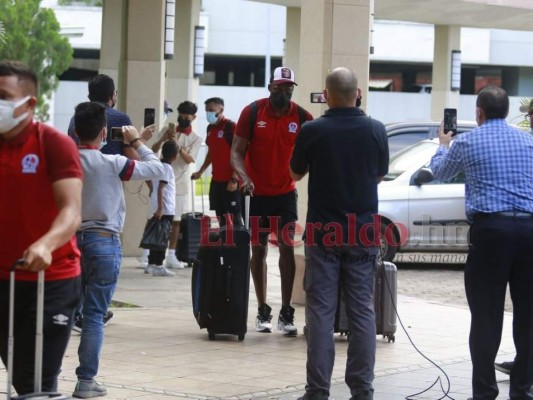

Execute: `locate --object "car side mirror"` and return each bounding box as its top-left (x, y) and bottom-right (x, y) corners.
top-left (412, 168), bottom-right (434, 186)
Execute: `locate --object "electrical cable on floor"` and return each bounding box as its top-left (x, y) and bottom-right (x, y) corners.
top-left (381, 256), bottom-right (455, 400)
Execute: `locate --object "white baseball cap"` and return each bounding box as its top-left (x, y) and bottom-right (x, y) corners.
top-left (271, 67), bottom-right (297, 85)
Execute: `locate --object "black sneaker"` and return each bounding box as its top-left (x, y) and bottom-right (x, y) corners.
top-left (255, 304), bottom-right (273, 332)
top-left (103, 311), bottom-right (114, 327)
top-left (278, 305), bottom-right (298, 336)
top-left (495, 360), bottom-right (513, 375)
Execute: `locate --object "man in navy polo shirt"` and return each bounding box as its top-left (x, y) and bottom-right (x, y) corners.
top-left (68, 74), bottom-right (137, 160)
top-left (290, 67), bottom-right (388, 400)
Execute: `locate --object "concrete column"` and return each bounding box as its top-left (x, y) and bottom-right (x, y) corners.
top-left (292, 0), bottom-right (372, 305)
top-left (165, 0), bottom-right (201, 117)
top-left (284, 7), bottom-right (301, 100)
top-left (99, 0), bottom-right (127, 108)
top-left (121, 0), bottom-right (167, 255)
top-left (431, 25), bottom-right (461, 120)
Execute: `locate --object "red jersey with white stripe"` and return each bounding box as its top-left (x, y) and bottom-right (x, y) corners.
top-left (0, 122), bottom-right (83, 281)
top-left (235, 98), bottom-right (313, 196)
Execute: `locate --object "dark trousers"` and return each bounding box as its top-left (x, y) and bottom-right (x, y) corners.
top-left (148, 215), bottom-right (174, 265)
top-left (0, 277), bottom-right (80, 395)
top-left (304, 245), bottom-right (378, 400)
top-left (466, 215), bottom-right (533, 400)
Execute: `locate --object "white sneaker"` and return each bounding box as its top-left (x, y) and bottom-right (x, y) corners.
top-left (144, 264), bottom-right (155, 274)
top-left (152, 266), bottom-right (176, 276)
top-left (136, 256), bottom-right (149, 269)
top-left (164, 254), bottom-right (183, 269)
top-left (255, 304), bottom-right (273, 333)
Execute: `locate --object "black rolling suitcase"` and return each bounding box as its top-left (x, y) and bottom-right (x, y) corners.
top-left (178, 180), bottom-right (206, 266)
top-left (7, 262), bottom-right (71, 399)
top-left (192, 196), bottom-right (251, 341)
top-left (333, 260), bottom-right (397, 343)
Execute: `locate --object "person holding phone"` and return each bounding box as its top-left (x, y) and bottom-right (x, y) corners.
top-left (152, 101), bottom-right (202, 269)
top-left (73, 102), bottom-right (164, 398)
top-left (430, 86), bottom-right (533, 400)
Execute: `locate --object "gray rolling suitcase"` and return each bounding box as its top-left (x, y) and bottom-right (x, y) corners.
top-left (334, 260), bottom-right (397, 343)
top-left (7, 261), bottom-right (71, 399)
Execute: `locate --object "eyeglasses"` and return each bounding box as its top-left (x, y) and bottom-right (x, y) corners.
top-left (524, 113), bottom-right (532, 121)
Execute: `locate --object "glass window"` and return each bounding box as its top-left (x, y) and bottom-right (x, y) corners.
top-left (384, 141), bottom-right (438, 181)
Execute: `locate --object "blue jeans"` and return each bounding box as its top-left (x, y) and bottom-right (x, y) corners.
top-left (75, 231), bottom-right (122, 381)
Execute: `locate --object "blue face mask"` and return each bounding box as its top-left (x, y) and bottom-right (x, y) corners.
top-left (206, 111), bottom-right (218, 125)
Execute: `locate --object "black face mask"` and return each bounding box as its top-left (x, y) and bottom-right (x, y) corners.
top-left (356, 96), bottom-right (362, 108)
top-left (270, 92), bottom-right (292, 110)
top-left (177, 117), bottom-right (191, 129)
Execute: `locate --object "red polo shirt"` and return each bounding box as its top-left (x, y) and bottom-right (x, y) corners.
top-left (235, 98), bottom-right (313, 196)
top-left (0, 121), bottom-right (83, 281)
top-left (206, 117), bottom-right (235, 182)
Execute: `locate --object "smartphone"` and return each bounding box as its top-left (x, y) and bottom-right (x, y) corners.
top-left (110, 127), bottom-right (124, 141)
top-left (144, 107), bottom-right (155, 127)
top-left (444, 108), bottom-right (458, 137)
top-left (310, 92), bottom-right (326, 104)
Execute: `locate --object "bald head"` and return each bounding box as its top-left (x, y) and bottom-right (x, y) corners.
top-left (325, 67), bottom-right (358, 106)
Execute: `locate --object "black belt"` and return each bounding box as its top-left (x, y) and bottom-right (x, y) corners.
top-left (475, 211), bottom-right (533, 220)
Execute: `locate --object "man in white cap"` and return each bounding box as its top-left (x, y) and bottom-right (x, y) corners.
top-left (231, 67), bottom-right (313, 336)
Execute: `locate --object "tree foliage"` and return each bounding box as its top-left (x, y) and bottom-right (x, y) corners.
top-left (58, 0), bottom-right (102, 6)
top-left (0, 0), bottom-right (73, 121)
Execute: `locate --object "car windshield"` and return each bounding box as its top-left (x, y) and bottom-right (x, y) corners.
top-left (384, 141), bottom-right (439, 181)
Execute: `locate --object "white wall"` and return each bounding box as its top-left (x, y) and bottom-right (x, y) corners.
top-left (202, 0), bottom-right (285, 57)
top-left (54, 81), bottom-right (88, 134)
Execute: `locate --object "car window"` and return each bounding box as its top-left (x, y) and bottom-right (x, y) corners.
top-left (421, 168), bottom-right (466, 185)
top-left (384, 141), bottom-right (438, 181)
top-left (388, 132), bottom-right (428, 155)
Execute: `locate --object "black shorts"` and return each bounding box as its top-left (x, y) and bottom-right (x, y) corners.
top-left (249, 190), bottom-right (298, 236)
top-left (209, 180), bottom-right (242, 217)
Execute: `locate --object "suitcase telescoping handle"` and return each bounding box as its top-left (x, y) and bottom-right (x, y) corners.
top-left (190, 176), bottom-right (205, 216)
top-left (244, 194), bottom-right (250, 230)
top-left (7, 260), bottom-right (45, 399)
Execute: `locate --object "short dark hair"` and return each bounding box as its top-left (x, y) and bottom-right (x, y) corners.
top-left (204, 97), bottom-right (224, 107)
top-left (74, 102), bottom-right (107, 142)
top-left (476, 86), bottom-right (509, 120)
top-left (177, 101), bottom-right (197, 115)
top-left (161, 140), bottom-right (179, 163)
top-left (88, 74), bottom-right (115, 103)
top-left (0, 60), bottom-right (38, 96)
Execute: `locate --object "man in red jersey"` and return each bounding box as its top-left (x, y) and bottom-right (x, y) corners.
top-left (231, 67), bottom-right (313, 336)
top-left (192, 97), bottom-right (241, 226)
top-left (0, 61), bottom-right (83, 395)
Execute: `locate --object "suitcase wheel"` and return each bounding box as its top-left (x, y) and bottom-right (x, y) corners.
top-left (385, 334), bottom-right (395, 343)
top-left (208, 331), bottom-right (215, 341)
top-left (238, 333), bottom-right (245, 341)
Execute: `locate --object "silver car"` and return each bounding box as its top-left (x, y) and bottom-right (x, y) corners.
top-left (378, 138), bottom-right (472, 262)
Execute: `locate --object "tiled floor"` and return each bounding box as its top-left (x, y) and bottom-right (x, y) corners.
top-left (0, 250), bottom-right (515, 399)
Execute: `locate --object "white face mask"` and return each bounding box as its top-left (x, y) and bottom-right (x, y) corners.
top-left (0, 96), bottom-right (31, 134)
